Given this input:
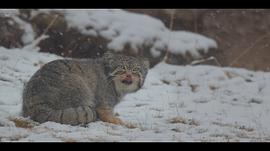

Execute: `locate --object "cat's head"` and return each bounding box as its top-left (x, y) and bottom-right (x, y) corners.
top-left (103, 52), bottom-right (149, 96)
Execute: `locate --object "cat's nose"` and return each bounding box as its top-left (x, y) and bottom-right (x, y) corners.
top-left (126, 74), bottom-right (132, 78)
top-left (122, 74), bottom-right (133, 85)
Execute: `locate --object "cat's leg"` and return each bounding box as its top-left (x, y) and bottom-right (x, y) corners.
top-left (96, 106), bottom-right (124, 125)
top-left (96, 105), bottom-right (136, 128)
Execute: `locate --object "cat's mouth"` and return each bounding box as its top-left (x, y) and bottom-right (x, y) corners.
top-left (121, 79), bottom-right (133, 85)
top-left (121, 74), bottom-right (133, 85)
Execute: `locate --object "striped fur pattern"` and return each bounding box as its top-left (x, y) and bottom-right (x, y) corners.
top-left (22, 52), bottom-right (149, 126)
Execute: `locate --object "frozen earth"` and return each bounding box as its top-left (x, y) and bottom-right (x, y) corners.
top-left (1, 47), bottom-right (270, 142)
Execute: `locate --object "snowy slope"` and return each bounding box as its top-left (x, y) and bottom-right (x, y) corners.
top-left (1, 48), bottom-right (270, 142)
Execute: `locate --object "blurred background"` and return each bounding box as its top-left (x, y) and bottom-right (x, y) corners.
top-left (1, 9), bottom-right (269, 71)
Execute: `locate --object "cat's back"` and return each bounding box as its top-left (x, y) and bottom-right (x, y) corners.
top-left (22, 52), bottom-right (149, 125)
top-left (22, 58), bottom-right (104, 123)
top-left (25, 58), bottom-right (102, 92)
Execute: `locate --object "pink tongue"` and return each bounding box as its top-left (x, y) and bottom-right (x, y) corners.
top-left (122, 77), bottom-right (133, 85)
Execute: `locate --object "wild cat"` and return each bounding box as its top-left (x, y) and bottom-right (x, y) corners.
top-left (22, 52), bottom-right (149, 127)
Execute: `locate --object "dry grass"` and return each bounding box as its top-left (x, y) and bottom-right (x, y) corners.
top-left (168, 117), bottom-right (199, 126)
top-left (163, 9), bottom-right (175, 62)
top-left (209, 85), bottom-right (219, 91)
top-left (229, 33), bottom-right (270, 67)
top-left (212, 121), bottom-right (254, 132)
top-left (9, 117), bottom-right (39, 129)
top-left (190, 84), bottom-right (199, 92)
top-left (224, 71), bottom-right (239, 79)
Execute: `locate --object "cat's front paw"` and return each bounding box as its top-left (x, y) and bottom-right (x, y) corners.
top-left (108, 119), bottom-right (137, 129)
top-left (123, 122), bottom-right (137, 129)
top-left (106, 117), bottom-right (124, 125)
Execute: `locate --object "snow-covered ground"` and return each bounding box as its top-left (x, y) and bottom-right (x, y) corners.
top-left (0, 47), bottom-right (270, 142)
top-left (0, 9), bottom-right (270, 142)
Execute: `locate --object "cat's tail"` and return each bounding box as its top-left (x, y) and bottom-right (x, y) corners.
top-left (28, 106), bottom-right (97, 126)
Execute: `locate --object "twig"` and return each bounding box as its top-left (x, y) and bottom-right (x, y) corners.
top-left (22, 35), bottom-right (49, 51)
top-left (23, 14), bottom-right (59, 51)
top-left (163, 9), bottom-right (175, 62)
top-left (229, 33), bottom-right (269, 66)
top-left (41, 14), bottom-right (59, 36)
top-left (212, 56), bottom-right (222, 67)
top-left (193, 10), bottom-right (198, 33)
top-left (190, 56), bottom-right (221, 66)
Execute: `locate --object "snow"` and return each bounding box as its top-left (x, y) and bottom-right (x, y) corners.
top-left (4, 9), bottom-right (217, 57)
top-left (0, 9), bottom-right (19, 17)
top-left (22, 35), bottom-right (50, 52)
top-left (0, 47), bottom-right (61, 118)
top-left (12, 16), bottom-right (35, 45)
top-left (1, 47), bottom-right (270, 142)
top-left (30, 9), bottom-right (217, 58)
top-left (165, 31), bottom-right (217, 58)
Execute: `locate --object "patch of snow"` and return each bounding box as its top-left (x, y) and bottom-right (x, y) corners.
top-left (31, 9), bottom-right (217, 58)
top-left (164, 31), bottom-right (217, 58)
top-left (22, 34), bottom-right (50, 52)
top-left (12, 16), bottom-right (35, 45)
top-left (0, 47), bottom-right (61, 118)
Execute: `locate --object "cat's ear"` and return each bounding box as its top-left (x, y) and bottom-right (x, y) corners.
top-left (141, 58), bottom-right (150, 69)
top-left (103, 51), bottom-right (115, 60)
top-left (103, 51), bottom-right (115, 64)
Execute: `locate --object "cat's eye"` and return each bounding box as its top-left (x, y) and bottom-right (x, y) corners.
top-left (132, 67), bottom-right (140, 72)
top-left (118, 65), bottom-right (126, 71)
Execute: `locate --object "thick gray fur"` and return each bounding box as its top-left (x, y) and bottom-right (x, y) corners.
top-left (22, 52), bottom-right (149, 125)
